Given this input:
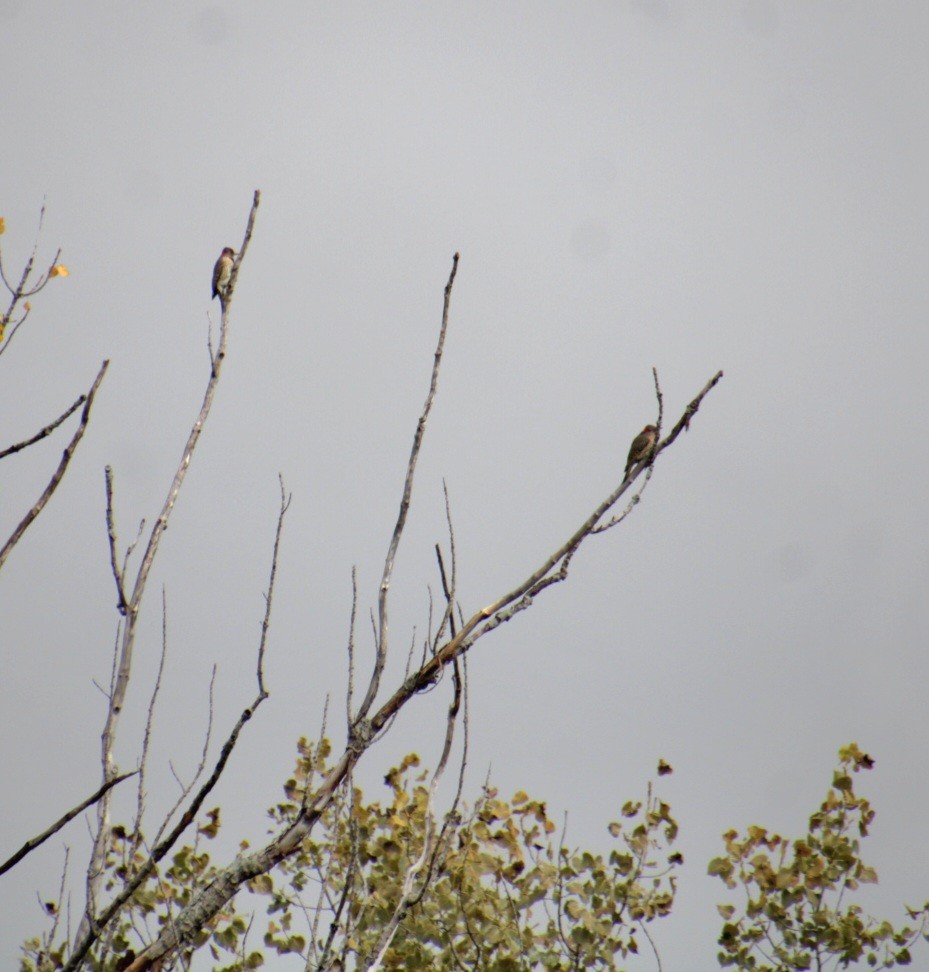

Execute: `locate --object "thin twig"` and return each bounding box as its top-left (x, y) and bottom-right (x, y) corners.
top-left (0, 360), bottom-right (109, 571)
top-left (639, 918), bottom-right (663, 972)
top-left (0, 773), bottom-right (136, 877)
top-left (158, 666), bottom-right (217, 846)
top-left (130, 590), bottom-right (171, 860)
top-left (345, 567), bottom-right (358, 733)
top-left (258, 475), bottom-right (292, 696)
top-left (0, 393), bottom-right (87, 460)
top-left (431, 482), bottom-right (458, 654)
top-left (356, 253), bottom-right (459, 724)
top-left (47, 846), bottom-right (70, 951)
top-left (67, 449), bottom-right (286, 970)
top-left (0, 202), bottom-right (63, 357)
top-left (314, 776), bottom-right (360, 972)
top-left (410, 654), bottom-right (469, 906)
top-left (104, 467), bottom-right (129, 615)
top-left (65, 686), bottom-right (267, 971)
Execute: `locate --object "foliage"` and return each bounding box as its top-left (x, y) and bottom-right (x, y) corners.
top-left (0, 213), bottom-right (68, 346)
top-left (263, 739), bottom-right (679, 970)
top-left (709, 743), bottom-right (929, 971)
top-left (20, 741), bottom-right (680, 971)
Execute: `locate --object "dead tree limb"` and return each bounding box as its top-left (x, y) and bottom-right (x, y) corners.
top-left (0, 393), bottom-right (87, 460)
top-left (0, 359), bottom-right (109, 571)
top-left (75, 191), bottom-right (261, 949)
top-left (355, 253), bottom-right (459, 725)
top-left (64, 464), bottom-right (288, 971)
top-left (0, 771), bottom-right (136, 878)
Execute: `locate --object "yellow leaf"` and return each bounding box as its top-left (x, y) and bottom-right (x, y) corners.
top-left (0, 217), bottom-right (5, 234)
top-left (50, 264), bottom-right (69, 278)
top-left (512, 790), bottom-right (528, 805)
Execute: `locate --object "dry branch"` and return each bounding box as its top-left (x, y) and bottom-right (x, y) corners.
top-left (65, 464), bottom-right (289, 971)
top-left (74, 191), bottom-right (261, 950)
top-left (355, 253), bottom-right (459, 725)
top-left (0, 393), bottom-right (87, 460)
top-left (0, 360), bottom-right (109, 571)
top-left (0, 203), bottom-right (64, 356)
top-left (0, 772), bottom-right (136, 878)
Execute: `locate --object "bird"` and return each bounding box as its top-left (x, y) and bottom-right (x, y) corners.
top-left (211, 247), bottom-right (235, 301)
top-left (624, 424), bottom-right (657, 479)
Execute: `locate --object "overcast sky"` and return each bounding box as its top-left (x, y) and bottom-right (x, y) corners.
top-left (3, 2), bottom-right (929, 969)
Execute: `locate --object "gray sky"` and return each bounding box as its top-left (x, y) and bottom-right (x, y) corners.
top-left (3, 2), bottom-right (929, 968)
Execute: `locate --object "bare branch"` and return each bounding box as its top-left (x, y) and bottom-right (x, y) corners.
top-left (104, 466), bottom-right (129, 615)
top-left (0, 204), bottom-right (64, 356)
top-left (258, 475), bottom-right (292, 695)
top-left (156, 666), bottom-right (217, 851)
top-left (222, 190), bottom-right (260, 313)
top-left (652, 365), bottom-right (664, 440)
top-left (345, 566), bottom-right (358, 736)
top-left (130, 589), bottom-right (171, 855)
top-left (0, 772), bottom-right (136, 878)
top-left (431, 482), bottom-right (458, 654)
top-left (355, 253), bottom-right (459, 724)
top-left (0, 393), bottom-right (87, 460)
top-left (0, 360), bottom-right (109, 571)
top-left (659, 369), bottom-right (723, 452)
top-left (76, 193), bottom-right (261, 949)
top-left (66, 691), bottom-right (268, 970)
top-left (67, 456), bottom-right (287, 970)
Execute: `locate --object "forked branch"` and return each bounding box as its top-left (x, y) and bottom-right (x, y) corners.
top-left (355, 252), bottom-right (459, 724)
top-left (0, 392), bottom-right (87, 460)
top-left (65, 466), bottom-right (289, 971)
top-left (0, 360), bottom-right (109, 571)
top-left (76, 192), bottom-right (261, 950)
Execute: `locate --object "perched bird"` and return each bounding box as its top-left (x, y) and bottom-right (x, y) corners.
top-left (624, 424), bottom-right (657, 479)
top-left (212, 247), bottom-right (235, 301)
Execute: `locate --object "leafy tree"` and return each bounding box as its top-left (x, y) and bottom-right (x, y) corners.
top-left (18, 200), bottom-right (912, 970)
top-left (19, 741), bottom-right (679, 971)
top-left (710, 743), bottom-right (929, 971)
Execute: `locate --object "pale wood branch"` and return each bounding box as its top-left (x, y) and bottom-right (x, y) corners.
top-left (66, 460), bottom-right (288, 970)
top-left (75, 192), bottom-right (261, 951)
top-left (104, 466), bottom-right (130, 615)
top-left (355, 253), bottom-right (459, 724)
